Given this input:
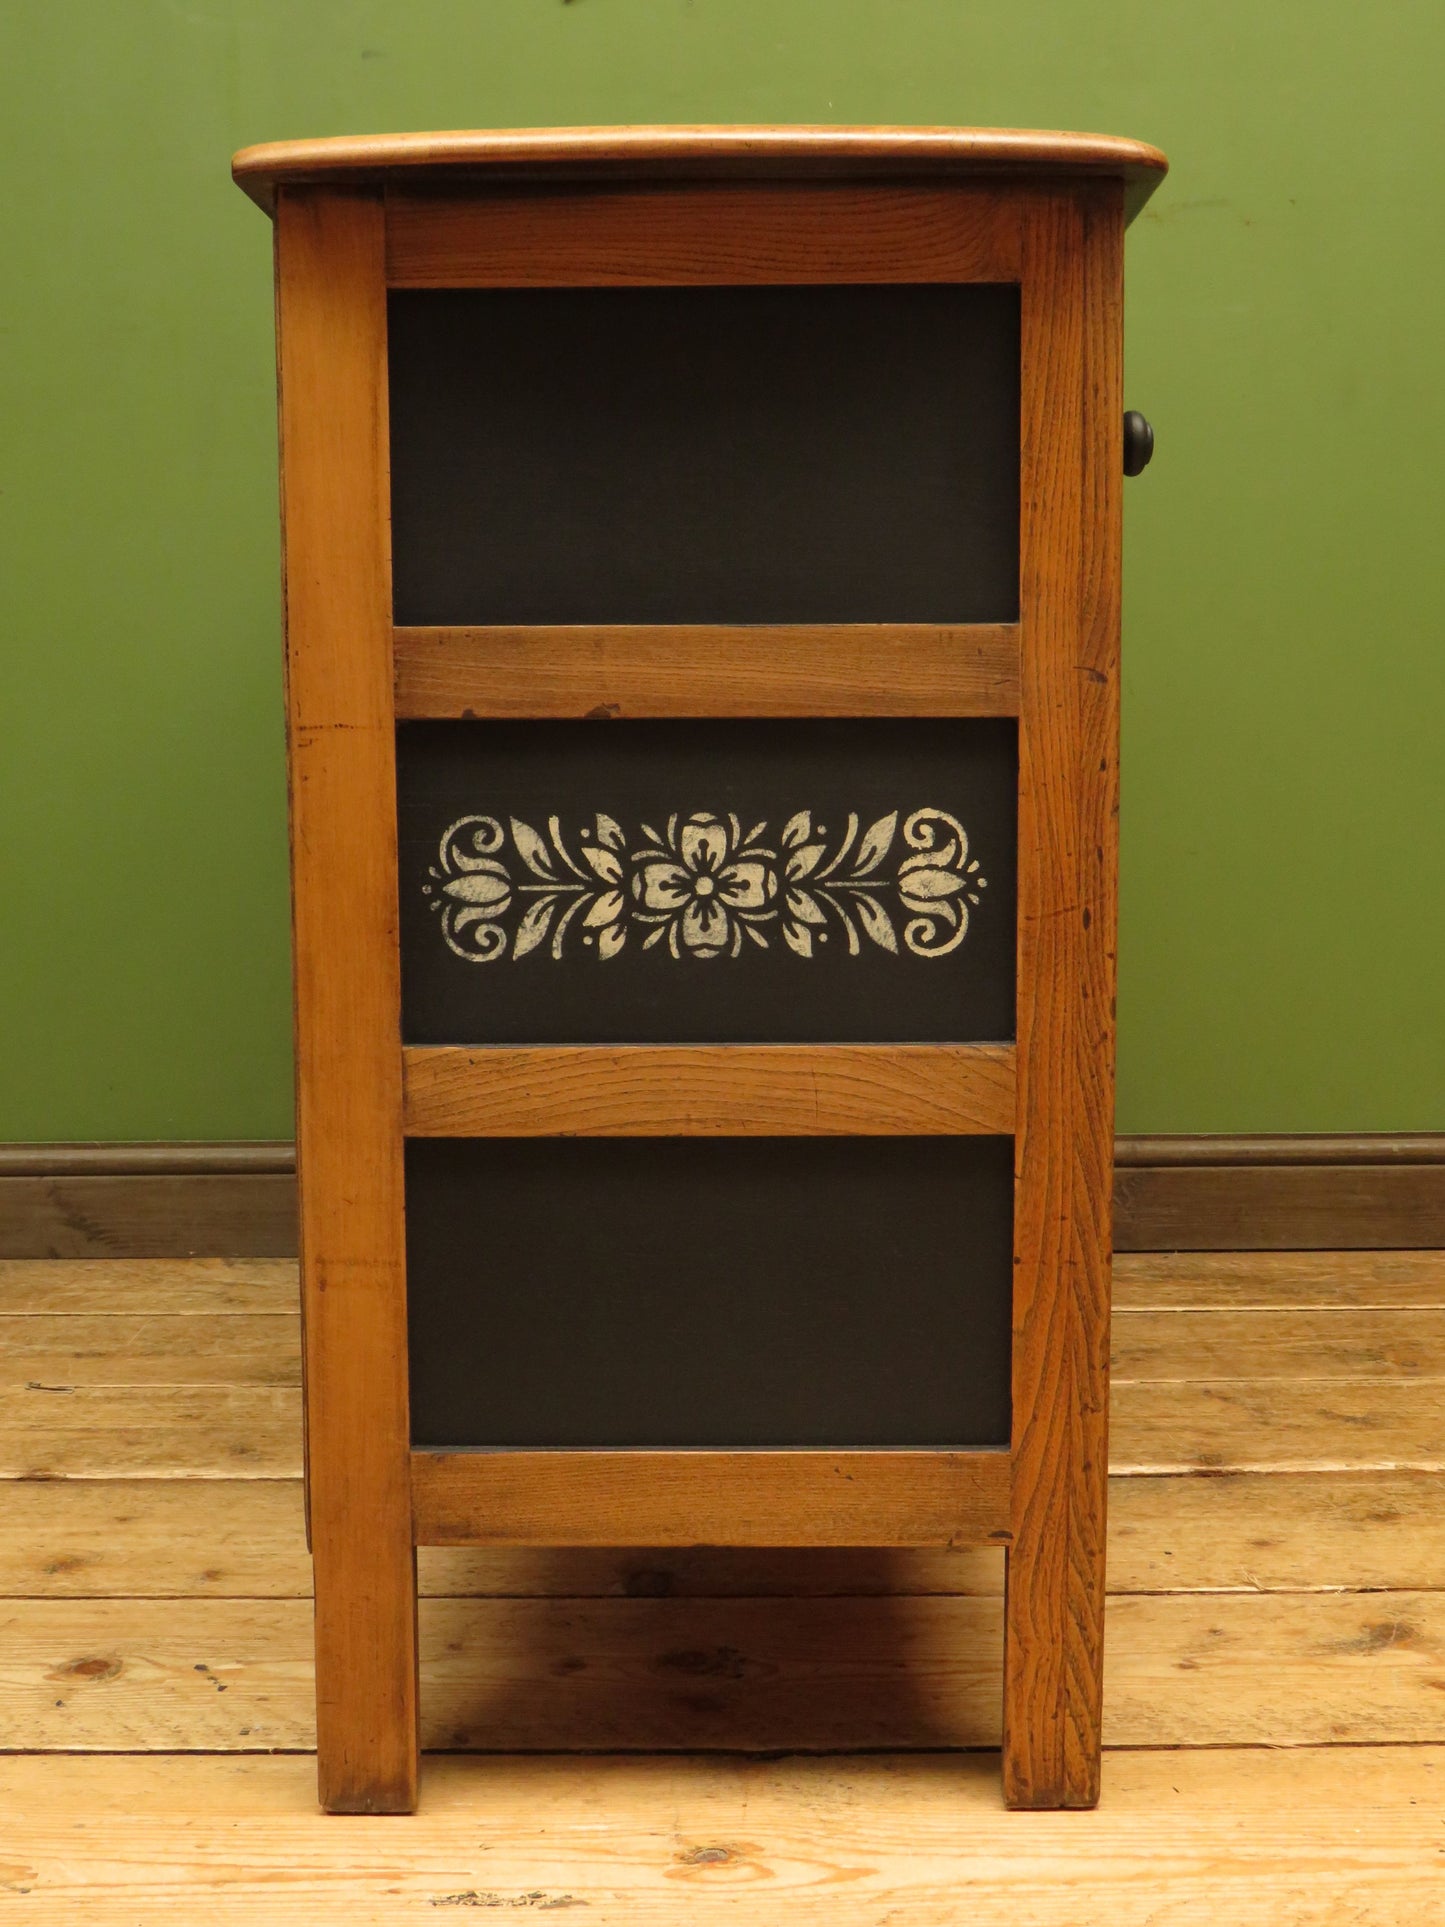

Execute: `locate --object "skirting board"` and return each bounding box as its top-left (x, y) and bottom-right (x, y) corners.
top-left (1, 1136), bottom-right (1443, 1258)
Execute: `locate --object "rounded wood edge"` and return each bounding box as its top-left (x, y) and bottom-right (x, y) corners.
top-left (231, 125), bottom-right (1168, 219)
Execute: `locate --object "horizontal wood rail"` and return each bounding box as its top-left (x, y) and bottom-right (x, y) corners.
top-left (386, 184), bottom-right (1021, 288)
top-left (411, 1447), bottom-right (1013, 1548)
top-left (401, 1044), bottom-right (1016, 1137)
top-left (393, 623), bottom-right (1021, 720)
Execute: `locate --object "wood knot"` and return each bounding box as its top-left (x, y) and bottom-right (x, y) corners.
top-left (48, 1655), bottom-right (121, 1682)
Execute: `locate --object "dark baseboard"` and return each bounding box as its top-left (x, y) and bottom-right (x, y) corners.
top-left (2, 1135), bottom-right (1443, 1259)
top-left (1112, 1134), bottom-right (1445, 1251)
top-left (0, 1143), bottom-right (298, 1260)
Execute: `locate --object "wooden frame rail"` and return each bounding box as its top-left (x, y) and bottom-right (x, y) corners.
top-left (401, 1043), bottom-right (1017, 1138)
top-left (412, 1448), bottom-right (1013, 1548)
top-left (394, 623), bottom-right (1021, 720)
top-left (386, 183), bottom-right (1022, 288)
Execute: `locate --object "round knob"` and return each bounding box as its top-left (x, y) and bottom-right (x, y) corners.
top-left (1123, 410), bottom-right (1155, 477)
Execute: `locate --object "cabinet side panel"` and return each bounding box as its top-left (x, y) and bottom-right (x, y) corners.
top-left (275, 187), bottom-right (418, 1814)
top-left (1004, 183), bottom-right (1122, 1810)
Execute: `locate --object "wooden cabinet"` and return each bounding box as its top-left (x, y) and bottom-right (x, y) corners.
top-left (234, 124), bottom-right (1167, 1814)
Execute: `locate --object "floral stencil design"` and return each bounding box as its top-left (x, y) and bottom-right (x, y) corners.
top-left (425, 807), bottom-right (987, 963)
top-left (633, 814), bottom-right (779, 959)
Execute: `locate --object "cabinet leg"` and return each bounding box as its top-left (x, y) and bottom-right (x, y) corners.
top-left (1001, 1525), bottom-right (1106, 1809)
top-left (313, 1528), bottom-right (419, 1814)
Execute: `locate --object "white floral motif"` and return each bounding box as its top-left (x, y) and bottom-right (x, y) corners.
top-left (631, 814), bottom-right (778, 959)
top-left (423, 807), bottom-right (986, 962)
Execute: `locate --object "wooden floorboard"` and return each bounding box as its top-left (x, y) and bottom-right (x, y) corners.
top-left (1113, 1247), bottom-right (1445, 1310)
top-left (0, 1749), bottom-right (1440, 1926)
top-left (5, 1589), bottom-right (1445, 1752)
top-left (1111, 1378), bottom-right (1445, 1473)
top-left (0, 1314), bottom-right (299, 1386)
top-left (0, 1258), bottom-right (297, 1314)
top-left (0, 1386), bottom-right (301, 1478)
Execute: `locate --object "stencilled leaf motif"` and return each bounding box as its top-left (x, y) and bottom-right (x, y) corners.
top-left (581, 843), bottom-right (624, 885)
top-left (853, 811), bottom-right (898, 877)
top-left (583, 890), bottom-right (625, 928)
top-left (510, 817), bottom-right (556, 880)
top-left (512, 895), bottom-right (557, 960)
top-left (853, 893), bottom-right (898, 953)
top-left (429, 804), bottom-right (986, 963)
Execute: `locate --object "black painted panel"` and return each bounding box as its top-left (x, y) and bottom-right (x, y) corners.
top-left (398, 719), bottom-right (1016, 1045)
top-left (406, 1136), bottom-right (1014, 1449)
top-left (388, 285), bottom-right (1020, 624)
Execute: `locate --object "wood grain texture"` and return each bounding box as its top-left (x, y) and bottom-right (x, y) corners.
top-left (385, 182), bottom-right (1020, 286)
top-left (274, 186), bottom-right (416, 1813)
top-left (231, 124), bottom-right (1169, 218)
top-left (393, 623), bottom-right (1021, 719)
top-left (6, 1590), bottom-right (1445, 1753)
top-left (0, 1258), bottom-right (299, 1314)
top-left (0, 1749), bottom-right (1440, 1927)
top-left (0, 1315), bottom-right (299, 1387)
top-left (1002, 184), bottom-right (1121, 1809)
top-left (0, 1174), bottom-right (299, 1260)
top-left (1112, 1378), bottom-right (1445, 1474)
top-left (1115, 1160), bottom-right (1445, 1250)
top-left (0, 1386), bottom-right (301, 1479)
top-left (1113, 1307), bottom-right (1445, 1382)
top-left (9, 1469), bottom-right (1443, 1600)
top-left (411, 1450), bottom-right (1011, 1550)
top-left (1113, 1248), bottom-right (1445, 1311)
top-left (402, 1044), bottom-right (1017, 1137)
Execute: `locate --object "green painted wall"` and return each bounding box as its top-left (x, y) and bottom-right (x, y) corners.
top-left (3, 2), bottom-right (1442, 1141)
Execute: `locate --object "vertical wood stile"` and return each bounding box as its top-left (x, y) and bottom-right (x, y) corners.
top-left (1004, 183), bottom-right (1123, 1809)
top-left (274, 188), bottom-right (418, 1814)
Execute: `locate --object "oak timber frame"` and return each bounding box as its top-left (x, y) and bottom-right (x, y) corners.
top-left (259, 134), bottom-right (1153, 1815)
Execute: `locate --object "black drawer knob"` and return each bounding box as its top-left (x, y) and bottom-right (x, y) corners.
top-left (1123, 410), bottom-right (1155, 477)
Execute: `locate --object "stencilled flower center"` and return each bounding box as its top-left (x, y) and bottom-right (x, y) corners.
top-left (693, 874), bottom-right (716, 897)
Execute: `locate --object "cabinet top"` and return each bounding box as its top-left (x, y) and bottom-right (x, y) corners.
top-left (232, 124), bottom-right (1167, 222)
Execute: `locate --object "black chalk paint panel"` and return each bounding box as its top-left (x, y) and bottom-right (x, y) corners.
top-left (389, 284), bottom-right (1020, 625)
top-left (406, 1135), bottom-right (1014, 1450)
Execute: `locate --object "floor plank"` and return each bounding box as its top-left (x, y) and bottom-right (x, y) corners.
top-left (1112, 1307), bottom-right (1445, 1381)
top-left (7, 1471), bottom-right (1442, 1598)
top-left (1112, 1378), bottom-right (1445, 1472)
top-left (0, 1315), bottom-right (299, 1387)
top-left (0, 1387), bottom-right (301, 1478)
top-left (5, 1590), bottom-right (1445, 1752)
top-left (1114, 1248), bottom-right (1445, 1311)
top-left (0, 1259), bottom-right (297, 1315)
top-left (0, 1749), bottom-right (1441, 1926)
